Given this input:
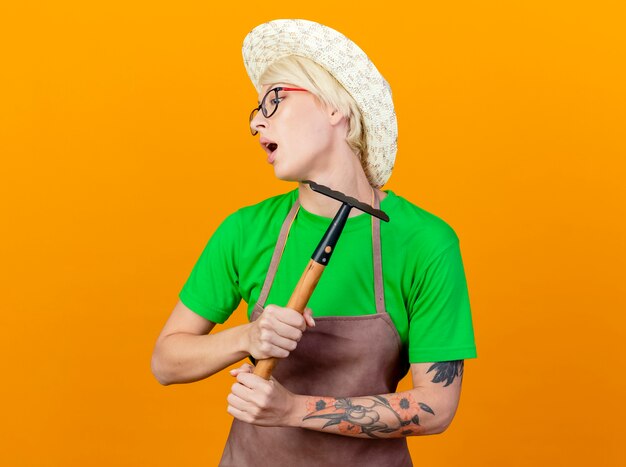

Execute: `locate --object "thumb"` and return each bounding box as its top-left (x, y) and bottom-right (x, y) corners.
top-left (303, 308), bottom-right (316, 328)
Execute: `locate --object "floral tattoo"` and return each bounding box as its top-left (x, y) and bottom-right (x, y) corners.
top-left (302, 394), bottom-right (435, 438)
top-left (302, 361), bottom-right (463, 437)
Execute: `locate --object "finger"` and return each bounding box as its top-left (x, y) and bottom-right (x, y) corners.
top-left (268, 318), bottom-right (304, 342)
top-left (227, 392), bottom-right (255, 415)
top-left (303, 308), bottom-right (316, 328)
top-left (267, 333), bottom-right (298, 353)
top-left (261, 343), bottom-right (291, 359)
top-left (229, 363), bottom-right (255, 376)
top-left (229, 363), bottom-right (252, 374)
top-left (237, 371), bottom-right (271, 390)
top-left (274, 306), bottom-right (307, 331)
top-left (227, 403), bottom-right (252, 423)
top-left (231, 381), bottom-right (254, 401)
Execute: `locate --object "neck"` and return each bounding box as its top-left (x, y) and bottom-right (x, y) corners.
top-left (297, 159), bottom-right (387, 218)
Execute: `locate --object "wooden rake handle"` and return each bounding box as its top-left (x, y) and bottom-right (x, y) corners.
top-left (253, 258), bottom-right (325, 380)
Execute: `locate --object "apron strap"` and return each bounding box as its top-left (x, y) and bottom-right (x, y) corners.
top-left (257, 189), bottom-right (386, 314)
top-left (372, 189), bottom-right (386, 314)
top-left (256, 199), bottom-right (300, 308)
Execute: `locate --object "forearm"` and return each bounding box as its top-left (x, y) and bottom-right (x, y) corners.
top-left (152, 323), bottom-right (252, 385)
top-left (289, 388), bottom-right (452, 438)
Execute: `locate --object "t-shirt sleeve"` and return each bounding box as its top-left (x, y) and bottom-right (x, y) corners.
top-left (407, 239), bottom-right (477, 363)
top-left (178, 211), bottom-right (242, 324)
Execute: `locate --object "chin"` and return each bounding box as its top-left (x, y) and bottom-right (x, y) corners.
top-left (275, 174), bottom-right (302, 184)
top-left (272, 165), bottom-right (306, 183)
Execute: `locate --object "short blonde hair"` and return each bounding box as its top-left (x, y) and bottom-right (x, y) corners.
top-left (259, 55), bottom-right (368, 169)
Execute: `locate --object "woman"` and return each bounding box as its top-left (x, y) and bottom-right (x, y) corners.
top-left (151, 19), bottom-right (477, 466)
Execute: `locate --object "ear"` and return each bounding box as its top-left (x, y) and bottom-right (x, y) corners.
top-left (329, 109), bottom-right (344, 126)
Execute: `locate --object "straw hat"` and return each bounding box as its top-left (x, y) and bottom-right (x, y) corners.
top-left (242, 19), bottom-right (397, 188)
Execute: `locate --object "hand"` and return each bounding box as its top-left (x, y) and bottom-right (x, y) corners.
top-left (246, 305), bottom-right (315, 360)
top-left (227, 362), bottom-right (300, 427)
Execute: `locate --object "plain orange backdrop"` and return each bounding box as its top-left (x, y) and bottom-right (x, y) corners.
top-left (1, 1), bottom-right (625, 466)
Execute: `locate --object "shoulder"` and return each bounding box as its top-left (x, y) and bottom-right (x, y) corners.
top-left (225, 188), bottom-right (298, 234)
top-left (384, 190), bottom-right (460, 262)
top-left (204, 189), bottom-right (297, 259)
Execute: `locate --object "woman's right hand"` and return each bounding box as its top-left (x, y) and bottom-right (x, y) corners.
top-left (246, 304), bottom-right (315, 360)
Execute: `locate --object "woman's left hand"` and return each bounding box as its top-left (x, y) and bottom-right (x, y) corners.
top-left (227, 362), bottom-right (299, 427)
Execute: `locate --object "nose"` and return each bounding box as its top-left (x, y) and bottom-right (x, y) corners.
top-left (250, 107), bottom-right (268, 135)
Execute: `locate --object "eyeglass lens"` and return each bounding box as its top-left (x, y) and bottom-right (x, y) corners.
top-left (261, 88), bottom-right (280, 117)
top-left (249, 88), bottom-right (281, 135)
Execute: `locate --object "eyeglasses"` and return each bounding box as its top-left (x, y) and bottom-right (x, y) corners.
top-left (249, 86), bottom-right (308, 136)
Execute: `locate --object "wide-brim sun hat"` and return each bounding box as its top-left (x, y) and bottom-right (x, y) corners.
top-left (242, 18), bottom-right (398, 188)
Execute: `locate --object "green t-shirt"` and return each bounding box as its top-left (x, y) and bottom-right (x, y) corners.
top-left (179, 188), bottom-right (477, 363)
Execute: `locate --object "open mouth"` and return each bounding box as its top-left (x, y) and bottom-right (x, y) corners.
top-left (260, 138), bottom-right (279, 161)
top-left (263, 142), bottom-right (278, 159)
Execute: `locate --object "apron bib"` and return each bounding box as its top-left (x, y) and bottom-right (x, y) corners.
top-left (219, 191), bottom-right (412, 466)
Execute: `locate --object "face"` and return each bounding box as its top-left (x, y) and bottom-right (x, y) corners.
top-left (250, 82), bottom-right (340, 182)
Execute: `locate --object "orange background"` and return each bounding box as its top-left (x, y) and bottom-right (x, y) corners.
top-left (1, 1), bottom-right (625, 466)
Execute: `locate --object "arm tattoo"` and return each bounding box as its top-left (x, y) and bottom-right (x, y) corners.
top-left (427, 360), bottom-right (464, 387)
top-left (302, 394), bottom-right (435, 438)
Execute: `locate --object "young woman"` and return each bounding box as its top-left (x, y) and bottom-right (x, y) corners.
top-left (151, 19), bottom-right (477, 466)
